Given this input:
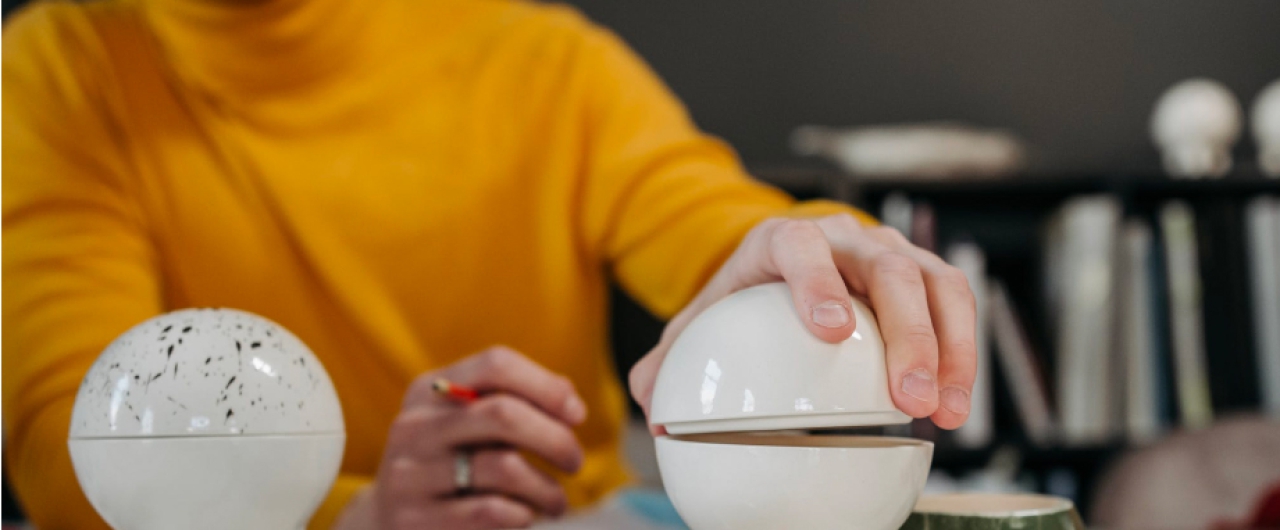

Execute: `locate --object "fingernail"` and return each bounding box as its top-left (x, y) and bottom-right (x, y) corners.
top-left (811, 302), bottom-right (851, 328)
top-left (940, 386), bottom-right (971, 414)
top-left (564, 395), bottom-right (587, 424)
top-left (901, 369), bottom-right (937, 402)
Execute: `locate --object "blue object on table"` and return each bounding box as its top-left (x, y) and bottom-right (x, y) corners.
top-left (618, 489), bottom-right (689, 529)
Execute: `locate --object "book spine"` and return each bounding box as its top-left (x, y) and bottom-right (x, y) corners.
top-left (1247, 196), bottom-right (1280, 417)
top-left (1160, 201), bottom-right (1213, 429)
top-left (946, 241), bottom-right (991, 448)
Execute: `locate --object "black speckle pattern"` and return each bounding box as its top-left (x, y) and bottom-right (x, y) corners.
top-left (68, 308), bottom-right (344, 438)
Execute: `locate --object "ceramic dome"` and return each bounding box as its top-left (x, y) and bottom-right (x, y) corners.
top-left (69, 308), bottom-right (344, 438)
top-left (650, 283), bottom-right (910, 434)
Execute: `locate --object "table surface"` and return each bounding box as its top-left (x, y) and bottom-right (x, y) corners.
top-left (0, 490), bottom-right (688, 530)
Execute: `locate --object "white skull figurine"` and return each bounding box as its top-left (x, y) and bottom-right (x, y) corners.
top-left (1251, 80), bottom-right (1280, 178)
top-left (1151, 78), bottom-right (1243, 178)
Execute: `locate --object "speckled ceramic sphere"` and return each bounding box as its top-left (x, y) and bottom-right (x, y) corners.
top-left (68, 309), bottom-right (345, 530)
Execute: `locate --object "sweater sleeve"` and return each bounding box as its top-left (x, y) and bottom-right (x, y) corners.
top-left (2, 7), bottom-right (372, 529)
top-left (574, 23), bottom-right (874, 319)
top-left (3, 5), bottom-right (163, 529)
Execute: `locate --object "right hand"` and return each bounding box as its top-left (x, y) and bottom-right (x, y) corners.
top-left (338, 347), bottom-right (588, 530)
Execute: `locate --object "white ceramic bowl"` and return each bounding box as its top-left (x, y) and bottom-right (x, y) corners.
top-left (68, 309), bottom-right (345, 530)
top-left (656, 433), bottom-right (933, 530)
top-left (650, 282), bottom-right (909, 434)
top-left (68, 436), bottom-right (344, 530)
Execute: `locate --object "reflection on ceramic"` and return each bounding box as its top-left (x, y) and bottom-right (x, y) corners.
top-left (656, 434), bottom-right (932, 530)
top-left (901, 493), bottom-right (1084, 530)
top-left (650, 283), bottom-right (909, 434)
top-left (70, 308), bottom-right (344, 437)
top-left (68, 309), bottom-right (345, 530)
top-left (69, 435), bottom-right (344, 530)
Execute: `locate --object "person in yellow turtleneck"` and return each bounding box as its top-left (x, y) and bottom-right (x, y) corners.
top-left (2, 0), bottom-right (978, 528)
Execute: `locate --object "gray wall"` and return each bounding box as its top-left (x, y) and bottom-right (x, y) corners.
top-left (567, 1), bottom-right (1280, 173)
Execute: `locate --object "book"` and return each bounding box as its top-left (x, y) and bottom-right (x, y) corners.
top-left (880, 192), bottom-right (914, 237)
top-left (910, 201), bottom-right (937, 252)
top-left (945, 241), bottom-right (991, 448)
top-left (1159, 201), bottom-right (1213, 429)
top-left (1196, 198), bottom-right (1261, 412)
top-left (1116, 219), bottom-right (1162, 443)
top-left (989, 279), bottom-right (1055, 445)
top-left (1246, 196), bottom-right (1280, 417)
top-left (1048, 195), bottom-right (1121, 444)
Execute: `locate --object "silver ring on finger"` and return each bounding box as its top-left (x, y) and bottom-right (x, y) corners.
top-left (453, 451), bottom-right (474, 494)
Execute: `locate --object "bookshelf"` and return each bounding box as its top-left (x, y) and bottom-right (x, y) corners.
top-left (764, 168), bottom-right (1278, 518)
top-left (609, 169), bottom-right (1278, 520)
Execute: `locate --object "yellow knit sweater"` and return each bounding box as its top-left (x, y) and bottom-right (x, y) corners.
top-left (2, 0), bottom-right (869, 527)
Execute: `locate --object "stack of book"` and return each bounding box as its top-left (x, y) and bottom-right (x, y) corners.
top-left (886, 192), bottom-right (1280, 447)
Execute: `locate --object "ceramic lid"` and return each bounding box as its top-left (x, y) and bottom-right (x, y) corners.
top-left (69, 309), bottom-right (345, 439)
top-left (650, 283), bottom-right (910, 434)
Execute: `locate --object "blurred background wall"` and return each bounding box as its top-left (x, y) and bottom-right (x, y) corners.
top-left (2, 0), bottom-right (1278, 525)
top-left (567, 0), bottom-right (1280, 172)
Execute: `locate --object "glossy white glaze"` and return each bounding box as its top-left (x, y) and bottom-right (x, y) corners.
top-left (650, 283), bottom-right (909, 433)
top-left (656, 434), bottom-right (932, 530)
top-left (69, 308), bottom-right (344, 438)
top-left (69, 434), bottom-right (344, 530)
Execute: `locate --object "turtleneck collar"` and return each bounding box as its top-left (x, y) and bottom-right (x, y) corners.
top-left (139, 0), bottom-right (399, 102)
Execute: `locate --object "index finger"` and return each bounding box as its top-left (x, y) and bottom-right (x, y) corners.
top-left (824, 234), bottom-right (942, 419)
top-left (429, 346), bottom-right (587, 425)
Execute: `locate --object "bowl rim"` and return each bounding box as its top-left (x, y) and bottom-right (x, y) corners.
top-left (68, 431), bottom-right (345, 441)
top-left (912, 493), bottom-right (1075, 518)
top-left (660, 432), bottom-right (933, 449)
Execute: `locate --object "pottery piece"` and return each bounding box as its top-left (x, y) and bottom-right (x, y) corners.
top-left (657, 433), bottom-right (933, 530)
top-left (650, 282), bottom-right (910, 435)
top-left (901, 493), bottom-right (1084, 530)
top-left (68, 308), bottom-right (345, 530)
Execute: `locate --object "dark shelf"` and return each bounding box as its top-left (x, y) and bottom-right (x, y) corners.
top-left (851, 173), bottom-right (1280, 206)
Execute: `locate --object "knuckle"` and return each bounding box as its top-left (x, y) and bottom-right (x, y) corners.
top-left (551, 376), bottom-right (576, 406)
top-left (827, 213), bottom-right (863, 232)
top-left (903, 323), bottom-right (940, 348)
top-left (937, 266), bottom-right (973, 295)
top-left (753, 217), bottom-right (788, 235)
top-left (869, 225), bottom-right (909, 245)
top-left (387, 409), bottom-right (442, 450)
top-left (470, 497), bottom-right (509, 526)
top-left (871, 252), bottom-right (922, 283)
top-left (389, 408), bottom-right (433, 437)
top-left (770, 218), bottom-right (825, 247)
top-left (479, 346), bottom-right (518, 371)
top-left (494, 450), bottom-right (525, 478)
top-left (382, 457), bottom-right (419, 495)
top-left (477, 396), bottom-right (518, 426)
top-left (948, 338), bottom-right (979, 362)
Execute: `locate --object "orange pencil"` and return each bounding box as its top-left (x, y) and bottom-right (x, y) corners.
top-left (432, 378), bottom-right (480, 403)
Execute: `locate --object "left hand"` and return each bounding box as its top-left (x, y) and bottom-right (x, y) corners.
top-left (629, 214), bottom-right (977, 432)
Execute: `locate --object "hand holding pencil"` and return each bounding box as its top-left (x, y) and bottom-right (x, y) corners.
top-left (347, 346), bottom-right (587, 530)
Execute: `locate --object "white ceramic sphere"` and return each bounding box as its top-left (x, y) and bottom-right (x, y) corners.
top-left (656, 433), bottom-right (933, 530)
top-left (1151, 78), bottom-right (1243, 178)
top-left (1252, 79), bottom-right (1280, 177)
top-left (650, 283), bottom-right (909, 434)
top-left (68, 309), bottom-right (345, 530)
